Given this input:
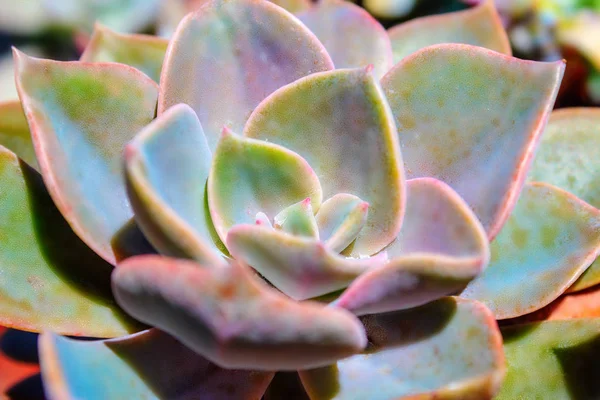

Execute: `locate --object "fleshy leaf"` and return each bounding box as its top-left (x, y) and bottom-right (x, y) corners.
top-left (245, 68), bottom-right (405, 257)
top-left (569, 258), bottom-right (600, 293)
top-left (297, 0), bottom-right (392, 79)
top-left (0, 147), bottom-right (141, 337)
top-left (226, 225), bottom-right (386, 300)
top-left (14, 50), bottom-right (159, 265)
top-left (528, 108), bottom-right (600, 292)
top-left (381, 44), bottom-right (564, 239)
top-left (528, 108), bottom-right (600, 209)
top-left (158, 0), bottom-right (333, 150)
top-left (0, 100), bottom-right (38, 170)
top-left (333, 178), bottom-right (489, 316)
top-left (274, 198), bottom-right (319, 239)
top-left (315, 194), bottom-right (369, 253)
top-left (363, 0), bottom-right (416, 19)
top-left (388, 0), bottom-right (511, 63)
top-left (255, 212), bottom-right (273, 228)
top-left (391, 178), bottom-right (489, 258)
top-left (39, 329), bottom-right (274, 400)
top-left (461, 183), bottom-right (600, 319)
top-left (208, 129), bottom-right (322, 245)
top-left (80, 24), bottom-right (168, 83)
top-left (301, 297), bottom-right (505, 400)
top-left (270, 0), bottom-right (310, 12)
top-left (125, 104), bottom-right (225, 266)
top-left (112, 256), bottom-right (367, 370)
top-left (498, 319), bottom-right (600, 399)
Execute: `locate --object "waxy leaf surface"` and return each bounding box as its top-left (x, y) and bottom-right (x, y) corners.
top-left (125, 104), bottom-right (224, 265)
top-left (498, 319), bottom-right (600, 399)
top-left (315, 194), bottom-right (368, 253)
top-left (382, 44), bottom-right (564, 239)
top-left (159, 0), bottom-right (333, 150)
top-left (461, 183), bottom-right (600, 319)
top-left (297, 0), bottom-right (392, 79)
top-left (274, 198), bottom-right (319, 239)
top-left (245, 68), bottom-right (405, 257)
top-left (334, 178), bottom-right (489, 315)
top-left (529, 108), bottom-right (600, 292)
top-left (0, 148), bottom-right (141, 337)
top-left (14, 51), bottom-right (159, 265)
top-left (0, 100), bottom-right (38, 170)
top-left (301, 297), bottom-right (505, 400)
top-left (112, 256), bottom-right (367, 370)
top-left (226, 225), bottom-right (386, 300)
top-left (569, 259), bottom-right (600, 292)
top-left (39, 329), bottom-right (274, 400)
top-left (363, 0), bottom-right (416, 18)
top-left (388, 0), bottom-right (511, 63)
top-left (209, 129), bottom-right (322, 244)
top-left (529, 108), bottom-right (600, 208)
top-left (81, 24), bottom-right (168, 83)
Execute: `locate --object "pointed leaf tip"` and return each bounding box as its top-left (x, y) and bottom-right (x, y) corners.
top-left (14, 52), bottom-right (158, 264)
top-left (382, 44), bottom-right (564, 240)
top-left (245, 68), bottom-right (405, 257)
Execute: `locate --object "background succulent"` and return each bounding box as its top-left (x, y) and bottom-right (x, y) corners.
top-left (0, 0), bottom-right (599, 399)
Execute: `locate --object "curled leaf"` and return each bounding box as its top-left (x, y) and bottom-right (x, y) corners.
top-left (112, 256), bottom-right (367, 370)
top-left (382, 44), bottom-right (564, 239)
top-left (208, 129), bottom-right (322, 245)
top-left (14, 50), bottom-right (159, 264)
top-left (274, 198), bottom-right (319, 239)
top-left (125, 104), bottom-right (225, 265)
top-left (245, 68), bottom-right (405, 257)
top-left (333, 178), bottom-right (489, 316)
top-left (226, 225), bottom-right (386, 300)
top-left (315, 194), bottom-right (369, 254)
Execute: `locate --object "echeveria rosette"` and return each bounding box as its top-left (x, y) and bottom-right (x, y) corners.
top-left (1, 0), bottom-right (596, 398)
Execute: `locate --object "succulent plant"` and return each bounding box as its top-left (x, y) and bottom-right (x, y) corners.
top-left (1, 0), bottom-right (600, 398)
